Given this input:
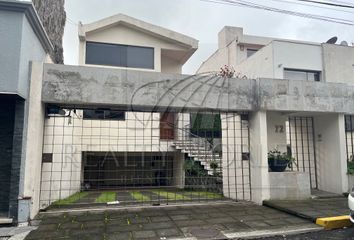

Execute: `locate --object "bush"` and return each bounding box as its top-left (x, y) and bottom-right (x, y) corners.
top-left (348, 161), bottom-right (354, 175)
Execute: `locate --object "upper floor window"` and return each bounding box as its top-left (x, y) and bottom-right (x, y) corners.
top-left (247, 49), bottom-right (258, 58)
top-left (83, 109), bottom-right (125, 121)
top-left (85, 42), bottom-right (154, 69)
top-left (284, 69), bottom-right (321, 82)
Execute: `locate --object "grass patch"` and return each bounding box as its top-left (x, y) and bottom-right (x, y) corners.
top-left (129, 191), bottom-right (150, 202)
top-left (95, 192), bottom-right (117, 203)
top-left (184, 191), bottom-right (223, 199)
top-left (151, 190), bottom-right (190, 200)
top-left (53, 192), bottom-right (89, 205)
top-left (348, 161), bottom-right (354, 175)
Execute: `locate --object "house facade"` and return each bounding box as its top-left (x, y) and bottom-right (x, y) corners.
top-left (2, 1), bottom-right (354, 225)
top-left (198, 26), bottom-right (354, 199)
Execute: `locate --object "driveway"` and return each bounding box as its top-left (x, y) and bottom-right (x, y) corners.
top-left (26, 202), bottom-right (319, 240)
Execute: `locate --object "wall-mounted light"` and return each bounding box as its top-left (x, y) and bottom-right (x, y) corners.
top-left (278, 64), bottom-right (283, 68)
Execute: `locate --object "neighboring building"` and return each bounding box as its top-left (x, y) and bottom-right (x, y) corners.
top-left (78, 14), bottom-right (198, 74)
top-left (198, 26), bottom-right (354, 85)
top-left (198, 26), bottom-right (354, 201)
top-left (0, 0), bottom-right (53, 224)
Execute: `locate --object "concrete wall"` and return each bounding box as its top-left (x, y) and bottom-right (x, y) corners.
top-left (17, 15), bottom-right (47, 98)
top-left (266, 112), bottom-right (288, 153)
top-left (79, 24), bottom-right (187, 73)
top-left (42, 63), bottom-right (354, 115)
top-left (21, 63), bottom-right (45, 219)
top-left (236, 44), bottom-right (274, 81)
top-left (161, 55), bottom-right (182, 74)
top-left (273, 41), bottom-right (322, 79)
top-left (0, 10), bottom-right (23, 96)
top-left (314, 114), bottom-right (347, 194)
top-left (323, 44), bottom-right (354, 85)
top-left (249, 111), bottom-right (269, 204)
top-left (269, 172), bottom-right (311, 200)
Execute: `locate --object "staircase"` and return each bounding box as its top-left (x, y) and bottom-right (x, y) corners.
top-left (171, 138), bottom-right (222, 175)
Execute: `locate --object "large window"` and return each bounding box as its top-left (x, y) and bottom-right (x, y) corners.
top-left (83, 109), bottom-right (125, 121)
top-left (86, 42), bottom-right (154, 69)
top-left (284, 69), bottom-right (321, 82)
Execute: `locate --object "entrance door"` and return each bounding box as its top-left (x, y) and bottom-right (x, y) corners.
top-left (160, 112), bottom-right (175, 140)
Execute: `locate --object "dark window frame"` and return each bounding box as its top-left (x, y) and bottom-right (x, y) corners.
top-left (284, 68), bottom-right (321, 82)
top-left (246, 48), bottom-right (258, 58)
top-left (83, 109), bottom-right (126, 121)
top-left (85, 41), bottom-right (155, 69)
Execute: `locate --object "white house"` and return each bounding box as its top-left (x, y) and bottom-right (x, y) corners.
top-left (198, 26), bottom-right (354, 200)
top-left (4, 7), bottom-right (354, 224)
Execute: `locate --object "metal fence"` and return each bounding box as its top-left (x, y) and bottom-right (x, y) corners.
top-left (39, 108), bottom-right (251, 209)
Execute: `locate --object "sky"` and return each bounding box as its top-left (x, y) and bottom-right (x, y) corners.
top-left (63, 0), bottom-right (354, 74)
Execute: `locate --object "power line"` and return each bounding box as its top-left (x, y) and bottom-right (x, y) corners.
top-left (294, 0), bottom-right (354, 8)
top-left (200, 0), bottom-right (354, 26)
top-left (268, 0), bottom-right (354, 14)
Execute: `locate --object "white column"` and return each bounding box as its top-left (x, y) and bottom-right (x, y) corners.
top-left (314, 113), bottom-right (348, 194)
top-left (249, 111), bottom-right (270, 204)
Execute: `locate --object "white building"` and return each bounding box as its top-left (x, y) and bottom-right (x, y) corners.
top-left (198, 26), bottom-right (354, 201)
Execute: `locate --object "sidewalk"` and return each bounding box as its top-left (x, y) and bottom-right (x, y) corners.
top-left (263, 197), bottom-right (349, 221)
top-left (24, 202), bottom-right (319, 240)
top-left (0, 226), bottom-right (36, 240)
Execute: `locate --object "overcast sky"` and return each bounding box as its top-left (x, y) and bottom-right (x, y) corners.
top-left (63, 0), bottom-right (354, 74)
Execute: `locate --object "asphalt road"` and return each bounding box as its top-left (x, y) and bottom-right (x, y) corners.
top-left (258, 227), bottom-right (354, 240)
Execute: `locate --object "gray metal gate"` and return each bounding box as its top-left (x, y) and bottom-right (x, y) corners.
top-left (39, 108), bottom-right (251, 209)
top-left (288, 117), bottom-right (318, 189)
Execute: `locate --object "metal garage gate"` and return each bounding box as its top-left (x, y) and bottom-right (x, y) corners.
top-left (39, 108), bottom-right (251, 209)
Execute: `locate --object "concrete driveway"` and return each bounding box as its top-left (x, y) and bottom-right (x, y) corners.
top-left (25, 202), bottom-right (319, 240)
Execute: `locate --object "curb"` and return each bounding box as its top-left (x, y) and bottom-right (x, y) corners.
top-left (263, 200), bottom-right (354, 230)
top-left (263, 201), bottom-right (315, 222)
top-left (316, 216), bottom-right (353, 230)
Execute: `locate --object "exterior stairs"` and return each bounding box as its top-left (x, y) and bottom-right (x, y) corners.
top-left (171, 139), bottom-right (222, 175)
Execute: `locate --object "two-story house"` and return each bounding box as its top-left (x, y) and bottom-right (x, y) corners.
top-left (198, 26), bottom-right (354, 200)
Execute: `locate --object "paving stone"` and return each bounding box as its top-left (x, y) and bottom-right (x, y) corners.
top-left (106, 224), bottom-right (142, 233)
top-left (156, 228), bottom-right (182, 237)
top-left (132, 230), bottom-right (156, 239)
top-left (222, 221), bottom-right (251, 231)
top-left (206, 217), bottom-right (235, 224)
top-left (174, 219), bottom-right (207, 227)
top-left (149, 216), bottom-right (171, 222)
top-left (142, 221), bottom-right (175, 230)
top-left (106, 231), bottom-right (132, 240)
top-left (237, 214), bottom-right (264, 221)
top-left (243, 221), bottom-right (271, 229)
top-left (169, 215), bottom-right (191, 221)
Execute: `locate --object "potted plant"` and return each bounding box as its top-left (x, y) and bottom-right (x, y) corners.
top-left (268, 148), bottom-right (295, 172)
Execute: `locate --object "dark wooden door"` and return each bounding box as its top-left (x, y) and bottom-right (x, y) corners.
top-left (160, 112), bottom-right (175, 140)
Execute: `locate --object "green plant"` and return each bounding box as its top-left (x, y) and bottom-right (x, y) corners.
top-left (53, 192), bottom-right (89, 205)
top-left (95, 192), bottom-right (116, 203)
top-left (348, 160), bottom-right (354, 175)
top-left (268, 148), bottom-right (296, 171)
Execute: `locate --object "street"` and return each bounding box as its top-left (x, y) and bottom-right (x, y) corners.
top-left (258, 226), bottom-right (354, 240)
